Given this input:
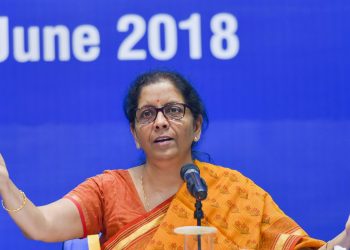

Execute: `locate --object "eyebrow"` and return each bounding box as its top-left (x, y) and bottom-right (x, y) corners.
top-left (138, 102), bottom-right (181, 109)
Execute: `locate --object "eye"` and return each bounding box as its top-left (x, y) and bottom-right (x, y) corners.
top-left (165, 104), bottom-right (184, 116)
top-left (140, 108), bottom-right (155, 119)
top-left (172, 107), bottom-right (181, 113)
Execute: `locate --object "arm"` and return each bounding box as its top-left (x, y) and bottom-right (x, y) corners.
top-left (0, 153), bottom-right (84, 242)
top-left (318, 217), bottom-right (350, 250)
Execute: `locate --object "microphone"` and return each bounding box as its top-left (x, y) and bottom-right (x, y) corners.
top-left (180, 163), bottom-right (207, 201)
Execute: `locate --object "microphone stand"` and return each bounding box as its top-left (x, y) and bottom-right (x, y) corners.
top-left (194, 199), bottom-right (204, 250)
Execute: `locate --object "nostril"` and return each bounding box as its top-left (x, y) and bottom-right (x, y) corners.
top-left (155, 124), bottom-right (168, 130)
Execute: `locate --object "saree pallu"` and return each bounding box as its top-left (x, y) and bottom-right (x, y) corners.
top-left (102, 161), bottom-right (325, 250)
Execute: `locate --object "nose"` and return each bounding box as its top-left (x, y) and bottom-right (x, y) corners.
top-left (154, 110), bottom-right (169, 129)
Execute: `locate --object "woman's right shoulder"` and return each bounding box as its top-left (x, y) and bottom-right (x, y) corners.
top-left (89, 166), bottom-right (141, 185)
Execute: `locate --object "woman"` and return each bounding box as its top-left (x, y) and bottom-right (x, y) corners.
top-left (0, 71), bottom-right (349, 249)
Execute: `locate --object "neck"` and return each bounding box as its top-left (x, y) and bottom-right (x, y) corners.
top-left (143, 157), bottom-right (192, 190)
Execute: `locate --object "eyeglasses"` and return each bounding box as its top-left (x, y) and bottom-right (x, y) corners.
top-left (135, 103), bottom-right (191, 124)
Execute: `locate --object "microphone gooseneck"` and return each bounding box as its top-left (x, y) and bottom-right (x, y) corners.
top-left (180, 163), bottom-right (208, 250)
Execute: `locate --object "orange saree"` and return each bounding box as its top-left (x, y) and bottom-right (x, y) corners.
top-left (65, 161), bottom-right (325, 250)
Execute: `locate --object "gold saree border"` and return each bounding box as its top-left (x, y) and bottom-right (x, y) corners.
top-left (109, 213), bottom-right (164, 250)
top-left (103, 197), bottom-right (172, 250)
top-left (274, 234), bottom-right (302, 250)
top-left (88, 234), bottom-right (101, 250)
top-left (263, 217), bottom-right (304, 250)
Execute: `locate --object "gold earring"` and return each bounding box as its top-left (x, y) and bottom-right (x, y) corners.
top-left (136, 142), bottom-right (140, 149)
top-left (194, 136), bottom-right (199, 142)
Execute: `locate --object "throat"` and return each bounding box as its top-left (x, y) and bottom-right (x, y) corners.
top-left (140, 165), bottom-right (182, 211)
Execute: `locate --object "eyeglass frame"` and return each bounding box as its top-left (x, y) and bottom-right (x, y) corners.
top-left (135, 102), bottom-right (192, 124)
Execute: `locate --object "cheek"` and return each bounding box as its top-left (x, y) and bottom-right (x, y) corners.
top-left (135, 125), bottom-right (151, 142)
top-left (176, 122), bottom-right (196, 140)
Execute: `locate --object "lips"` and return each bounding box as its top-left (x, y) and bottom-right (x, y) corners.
top-left (154, 136), bottom-right (174, 143)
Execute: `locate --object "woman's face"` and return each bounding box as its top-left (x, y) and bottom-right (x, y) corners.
top-left (131, 80), bottom-right (202, 163)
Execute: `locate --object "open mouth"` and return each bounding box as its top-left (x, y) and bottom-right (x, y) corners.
top-left (154, 137), bottom-right (173, 143)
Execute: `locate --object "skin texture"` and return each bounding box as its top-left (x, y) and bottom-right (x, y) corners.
top-left (131, 80), bottom-right (201, 164)
top-left (129, 80), bottom-right (202, 211)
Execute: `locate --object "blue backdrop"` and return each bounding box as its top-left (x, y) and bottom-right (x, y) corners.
top-left (0, 0), bottom-right (349, 249)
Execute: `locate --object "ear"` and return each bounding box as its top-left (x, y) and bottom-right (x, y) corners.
top-left (130, 124), bottom-right (141, 149)
top-left (193, 115), bottom-right (203, 141)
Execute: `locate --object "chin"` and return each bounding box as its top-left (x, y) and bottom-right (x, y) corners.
top-left (154, 154), bottom-right (177, 161)
top-left (150, 150), bottom-right (180, 161)
top-left (152, 151), bottom-right (192, 163)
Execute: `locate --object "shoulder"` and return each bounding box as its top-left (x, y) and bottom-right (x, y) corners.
top-left (81, 169), bottom-right (132, 189)
top-left (196, 160), bottom-right (249, 181)
top-left (195, 160), bottom-right (268, 197)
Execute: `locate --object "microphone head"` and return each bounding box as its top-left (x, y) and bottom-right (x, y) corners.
top-left (180, 163), bottom-right (200, 180)
top-left (180, 163), bottom-right (207, 201)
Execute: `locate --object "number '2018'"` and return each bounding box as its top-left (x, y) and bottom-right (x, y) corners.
top-left (117, 13), bottom-right (239, 61)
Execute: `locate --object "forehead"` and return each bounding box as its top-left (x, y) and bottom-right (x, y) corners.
top-left (138, 80), bottom-right (185, 107)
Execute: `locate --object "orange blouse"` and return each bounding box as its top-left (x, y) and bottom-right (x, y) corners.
top-left (65, 169), bottom-right (147, 246)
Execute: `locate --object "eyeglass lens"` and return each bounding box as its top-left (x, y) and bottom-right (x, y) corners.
top-left (136, 103), bottom-right (186, 124)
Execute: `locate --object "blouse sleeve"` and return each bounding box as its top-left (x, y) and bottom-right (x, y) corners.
top-left (64, 175), bottom-right (105, 238)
